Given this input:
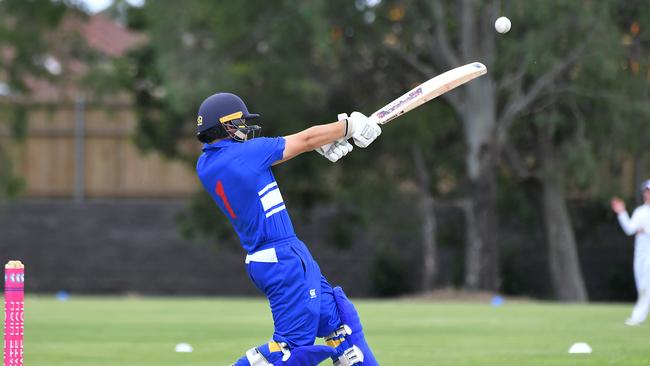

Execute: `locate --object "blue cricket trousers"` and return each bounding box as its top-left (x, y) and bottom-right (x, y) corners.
top-left (246, 237), bottom-right (341, 348)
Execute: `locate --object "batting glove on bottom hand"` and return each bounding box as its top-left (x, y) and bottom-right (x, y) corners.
top-left (315, 138), bottom-right (353, 162)
top-left (341, 112), bottom-right (382, 148)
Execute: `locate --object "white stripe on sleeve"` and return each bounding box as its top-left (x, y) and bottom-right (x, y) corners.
top-left (265, 205), bottom-right (286, 218)
top-left (261, 189), bottom-right (283, 211)
top-left (258, 182), bottom-right (278, 196)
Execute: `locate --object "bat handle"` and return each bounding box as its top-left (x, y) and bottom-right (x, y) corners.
top-left (368, 114), bottom-right (383, 125)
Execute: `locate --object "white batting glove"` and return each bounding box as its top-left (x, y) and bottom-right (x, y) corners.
top-left (315, 138), bottom-right (353, 162)
top-left (341, 112), bottom-right (382, 148)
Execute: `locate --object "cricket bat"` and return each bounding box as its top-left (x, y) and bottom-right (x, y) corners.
top-left (369, 62), bottom-right (487, 125)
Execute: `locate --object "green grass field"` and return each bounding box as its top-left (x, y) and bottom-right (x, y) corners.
top-left (9, 296), bottom-right (650, 365)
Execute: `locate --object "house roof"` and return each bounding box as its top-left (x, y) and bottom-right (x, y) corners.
top-left (81, 15), bottom-right (144, 58)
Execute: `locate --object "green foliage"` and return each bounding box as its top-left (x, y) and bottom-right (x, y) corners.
top-left (124, 0), bottom-right (461, 249)
top-left (0, 0), bottom-right (68, 201)
top-left (0, 0), bottom-right (68, 91)
top-left (121, 0), bottom-right (650, 296)
top-left (495, 0), bottom-right (650, 198)
top-left (370, 243), bottom-right (412, 297)
top-left (125, 1), bottom-right (346, 161)
top-left (0, 150), bottom-right (24, 200)
top-left (176, 190), bottom-right (240, 250)
top-left (0, 105), bottom-right (28, 200)
top-left (10, 105), bottom-right (28, 139)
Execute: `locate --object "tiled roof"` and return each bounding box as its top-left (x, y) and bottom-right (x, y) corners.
top-left (81, 15), bottom-right (145, 57)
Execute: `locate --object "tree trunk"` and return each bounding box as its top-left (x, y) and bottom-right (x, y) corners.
top-left (464, 148), bottom-right (499, 290)
top-left (539, 179), bottom-right (588, 301)
top-left (411, 146), bottom-right (438, 291)
top-left (538, 132), bottom-right (588, 302)
top-left (461, 78), bottom-right (500, 291)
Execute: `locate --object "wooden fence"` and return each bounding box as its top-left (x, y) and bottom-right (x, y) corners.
top-left (1, 101), bottom-right (199, 198)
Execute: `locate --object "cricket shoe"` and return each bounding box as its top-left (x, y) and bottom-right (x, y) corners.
top-left (624, 318), bottom-right (643, 326)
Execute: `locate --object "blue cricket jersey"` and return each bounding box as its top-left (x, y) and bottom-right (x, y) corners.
top-left (198, 137), bottom-right (345, 349)
top-left (196, 137), bottom-right (296, 253)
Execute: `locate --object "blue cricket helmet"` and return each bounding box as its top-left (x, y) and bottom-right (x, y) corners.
top-left (196, 93), bottom-right (261, 142)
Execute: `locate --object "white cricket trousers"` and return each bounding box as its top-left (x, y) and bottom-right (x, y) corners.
top-left (630, 239), bottom-right (650, 322)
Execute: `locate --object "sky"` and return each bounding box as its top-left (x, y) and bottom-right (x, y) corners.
top-left (79, 0), bottom-right (144, 13)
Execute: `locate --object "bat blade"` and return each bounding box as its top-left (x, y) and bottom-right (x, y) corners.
top-left (370, 62), bottom-right (487, 125)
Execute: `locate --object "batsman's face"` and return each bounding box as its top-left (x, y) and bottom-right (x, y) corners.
top-left (644, 189), bottom-right (650, 204)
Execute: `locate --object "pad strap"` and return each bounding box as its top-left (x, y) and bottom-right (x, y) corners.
top-left (325, 325), bottom-right (364, 365)
top-left (244, 347), bottom-right (272, 366)
top-left (242, 341), bottom-right (289, 365)
top-left (325, 324), bottom-right (352, 347)
top-left (334, 345), bottom-right (364, 366)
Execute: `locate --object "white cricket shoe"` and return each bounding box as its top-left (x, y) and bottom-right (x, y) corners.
top-left (624, 318), bottom-right (643, 326)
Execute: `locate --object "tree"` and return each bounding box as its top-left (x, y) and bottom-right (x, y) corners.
top-left (610, 0), bottom-right (650, 198)
top-left (0, 0), bottom-right (68, 200)
top-left (123, 0), bottom-right (650, 298)
top-left (364, 0), bottom-right (504, 290)
top-left (501, 1), bottom-right (650, 301)
top-left (123, 1), bottom-right (384, 248)
top-left (347, 0), bottom-right (630, 299)
top-left (125, 1), bottom-right (465, 292)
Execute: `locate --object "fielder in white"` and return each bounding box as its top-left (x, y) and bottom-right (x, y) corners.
top-left (611, 180), bottom-right (650, 326)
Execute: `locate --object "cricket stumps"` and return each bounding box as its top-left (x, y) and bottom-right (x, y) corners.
top-left (4, 261), bottom-right (24, 366)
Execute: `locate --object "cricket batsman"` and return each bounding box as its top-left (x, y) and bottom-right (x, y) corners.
top-left (611, 180), bottom-right (650, 326)
top-left (195, 92), bottom-right (381, 365)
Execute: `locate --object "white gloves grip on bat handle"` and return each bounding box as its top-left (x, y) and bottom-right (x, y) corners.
top-left (343, 112), bottom-right (382, 147)
top-left (315, 112), bottom-right (382, 163)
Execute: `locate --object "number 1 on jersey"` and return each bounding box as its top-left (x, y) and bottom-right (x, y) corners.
top-left (215, 180), bottom-right (237, 219)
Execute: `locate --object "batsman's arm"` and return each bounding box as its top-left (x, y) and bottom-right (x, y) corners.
top-left (275, 112), bottom-right (380, 165)
top-left (274, 120), bottom-right (347, 165)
